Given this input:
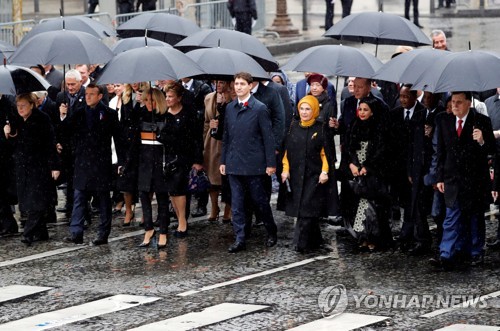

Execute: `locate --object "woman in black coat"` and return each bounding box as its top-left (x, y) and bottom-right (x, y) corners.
top-left (7, 93), bottom-right (60, 245)
top-left (281, 95), bottom-right (332, 253)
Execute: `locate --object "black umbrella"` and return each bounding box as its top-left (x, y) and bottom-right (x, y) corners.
top-left (412, 50), bottom-right (500, 93)
top-left (185, 48), bottom-right (269, 81)
top-left (20, 16), bottom-right (116, 45)
top-left (373, 49), bottom-right (451, 84)
top-left (0, 63), bottom-right (51, 95)
top-left (281, 45), bottom-right (383, 78)
top-left (8, 30), bottom-right (114, 66)
top-left (0, 41), bottom-right (16, 61)
top-left (175, 29), bottom-right (279, 72)
top-left (324, 12), bottom-right (431, 56)
top-left (111, 37), bottom-right (171, 54)
top-left (96, 46), bottom-right (205, 84)
top-left (116, 12), bottom-right (201, 45)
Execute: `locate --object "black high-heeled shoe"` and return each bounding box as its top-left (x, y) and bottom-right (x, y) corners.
top-left (173, 229), bottom-right (188, 238)
top-left (122, 211), bottom-right (135, 227)
top-left (138, 230), bottom-right (156, 248)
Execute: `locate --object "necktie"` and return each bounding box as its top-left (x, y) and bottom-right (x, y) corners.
top-left (239, 102), bottom-right (243, 108)
top-left (404, 110), bottom-right (410, 122)
top-left (183, 84), bottom-right (189, 90)
top-left (457, 119), bottom-right (463, 137)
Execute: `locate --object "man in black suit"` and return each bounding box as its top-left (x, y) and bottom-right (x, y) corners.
top-left (220, 72), bottom-right (277, 253)
top-left (227, 0), bottom-right (257, 35)
top-left (432, 91), bottom-right (495, 269)
top-left (64, 84), bottom-right (124, 245)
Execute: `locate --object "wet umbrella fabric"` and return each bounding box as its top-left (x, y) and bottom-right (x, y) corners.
top-left (116, 12), bottom-right (201, 45)
top-left (175, 29), bottom-right (279, 72)
top-left (324, 11), bottom-right (431, 47)
top-left (373, 49), bottom-right (451, 84)
top-left (96, 46), bottom-right (205, 84)
top-left (111, 37), bottom-right (171, 54)
top-left (20, 16), bottom-right (116, 45)
top-left (185, 48), bottom-right (269, 81)
top-left (411, 50), bottom-right (500, 93)
top-left (8, 30), bottom-right (114, 66)
top-left (280, 45), bottom-right (383, 78)
top-left (0, 64), bottom-right (51, 95)
top-left (0, 41), bottom-right (16, 61)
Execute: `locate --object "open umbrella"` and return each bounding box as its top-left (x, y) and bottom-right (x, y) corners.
top-left (373, 49), bottom-right (451, 84)
top-left (116, 12), bottom-right (201, 45)
top-left (0, 41), bottom-right (16, 61)
top-left (111, 37), bottom-right (171, 54)
top-left (324, 12), bottom-right (431, 56)
top-left (175, 29), bottom-right (279, 72)
top-left (96, 46), bottom-right (205, 84)
top-left (20, 16), bottom-right (116, 45)
top-left (0, 63), bottom-right (51, 95)
top-left (412, 50), bottom-right (500, 93)
top-left (8, 30), bottom-right (114, 66)
top-left (185, 48), bottom-right (269, 81)
top-left (281, 45), bottom-right (383, 79)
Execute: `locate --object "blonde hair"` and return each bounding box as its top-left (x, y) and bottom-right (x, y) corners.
top-left (122, 83), bottom-right (133, 105)
top-left (142, 87), bottom-right (167, 115)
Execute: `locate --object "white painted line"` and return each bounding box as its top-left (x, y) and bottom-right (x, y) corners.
top-left (420, 290), bottom-right (500, 318)
top-left (287, 313), bottom-right (390, 331)
top-left (0, 285), bottom-right (52, 303)
top-left (434, 324), bottom-right (500, 331)
top-left (177, 255), bottom-right (332, 296)
top-left (0, 294), bottom-right (160, 330)
top-left (128, 303), bottom-right (269, 331)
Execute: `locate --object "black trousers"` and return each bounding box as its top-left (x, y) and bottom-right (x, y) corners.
top-left (140, 192), bottom-right (170, 235)
top-left (405, 0), bottom-right (420, 25)
top-left (325, 0), bottom-right (334, 31)
top-left (341, 0), bottom-right (353, 18)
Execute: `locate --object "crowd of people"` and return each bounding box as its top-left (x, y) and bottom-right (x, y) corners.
top-left (1, 28), bottom-right (500, 272)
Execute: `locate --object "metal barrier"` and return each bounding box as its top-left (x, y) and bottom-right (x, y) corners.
top-left (115, 8), bottom-right (179, 27)
top-left (0, 19), bottom-right (36, 46)
top-left (183, 0), bottom-right (233, 30)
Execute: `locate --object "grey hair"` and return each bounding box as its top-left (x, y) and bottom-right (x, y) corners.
top-left (430, 29), bottom-right (446, 40)
top-left (65, 69), bottom-right (82, 82)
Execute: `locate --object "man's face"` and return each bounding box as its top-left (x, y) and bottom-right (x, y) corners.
top-left (85, 87), bottom-right (102, 108)
top-left (353, 78), bottom-right (371, 99)
top-left (77, 65), bottom-right (89, 84)
top-left (433, 34), bottom-right (447, 50)
top-left (66, 77), bottom-right (82, 94)
top-left (399, 87), bottom-right (416, 109)
top-left (451, 93), bottom-right (471, 118)
top-left (234, 77), bottom-right (252, 99)
top-left (422, 91), bottom-right (438, 110)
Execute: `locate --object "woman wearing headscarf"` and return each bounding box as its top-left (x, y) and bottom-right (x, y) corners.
top-left (281, 96), bottom-right (333, 253)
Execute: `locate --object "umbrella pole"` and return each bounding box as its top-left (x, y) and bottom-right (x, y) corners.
top-left (375, 43), bottom-right (379, 58)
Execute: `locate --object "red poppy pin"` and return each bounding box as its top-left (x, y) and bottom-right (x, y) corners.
top-left (243, 101), bottom-right (249, 108)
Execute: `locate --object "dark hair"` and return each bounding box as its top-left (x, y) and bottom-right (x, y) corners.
top-left (401, 84), bottom-right (418, 97)
top-left (165, 81), bottom-right (184, 98)
top-left (451, 91), bottom-right (472, 101)
top-left (234, 72), bottom-right (253, 84)
top-left (30, 64), bottom-right (46, 76)
top-left (86, 83), bottom-right (103, 94)
top-left (358, 96), bottom-right (381, 116)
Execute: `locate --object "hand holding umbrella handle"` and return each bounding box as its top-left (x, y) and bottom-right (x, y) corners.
top-left (3, 122), bottom-right (10, 139)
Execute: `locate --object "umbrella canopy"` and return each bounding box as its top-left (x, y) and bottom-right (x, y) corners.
top-left (185, 48), bottom-right (269, 81)
top-left (96, 46), bottom-right (205, 84)
top-left (324, 12), bottom-right (431, 47)
top-left (175, 29), bottom-right (279, 72)
top-left (8, 30), bottom-right (114, 66)
top-left (111, 37), bottom-right (171, 54)
top-left (116, 12), bottom-right (201, 45)
top-left (281, 45), bottom-right (383, 78)
top-left (412, 50), bottom-right (500, 93)
top-left (20, 16), bottom-right (116, 45)
top-left (0, 40), bottom-right (16, 61)
top-left (373, 49), bottom-right (451, 84)
top-left (0, 64), bottom-right (51, 95)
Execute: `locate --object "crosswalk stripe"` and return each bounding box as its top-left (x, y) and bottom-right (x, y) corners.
top-left (420, 290), bottom-right (500, 318)
top-left (0, 294), bottom-right (160, 330)
top-left (0, 285), bottom-right (52, 303)
top-left (287, 313), bottom-right (390, 331)
top-left (177, 255), bottom-right (332, 296)
top-left (434, 325), bottom-right (500, 331)
top-left (128, 303), bottom-right (269, 331)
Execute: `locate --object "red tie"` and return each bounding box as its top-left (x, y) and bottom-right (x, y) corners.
top-left (457, 119), bottom-right (463, 137)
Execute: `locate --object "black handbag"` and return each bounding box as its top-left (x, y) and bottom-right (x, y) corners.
top-left (187, 168), bottom-right (211, 193)
top-left (348, 175), bottom-right (388, 200)
top-left (162, 150), bottom-right (178, 178)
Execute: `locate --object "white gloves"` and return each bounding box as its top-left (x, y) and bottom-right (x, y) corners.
top-left (252, 18), bottom-right (257, 27)
top-left (231, 18), bottom-right (236, 26)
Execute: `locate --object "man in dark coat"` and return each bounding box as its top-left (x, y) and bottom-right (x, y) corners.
top-left (136, 0), bottom-right (156, 11)
top-left (227, 0), bottom-right (258, 35)
top-left (432, 91), bottom-right (495, 270)
top-left (220, 72), bottom-right (277, 253)
top-left (64, 84), bottom-right (124, 245)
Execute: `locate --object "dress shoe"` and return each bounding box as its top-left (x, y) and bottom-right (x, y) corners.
top-left (191, 207), bottom-right (207, 218)
top-left (407, 243), bottom-right (431, 256)
top-left (429, 256), bottom-right (454, 271)
top-left (0, 227), bottom-right (19, 236)
top-left (470, 255), bottom-right (484, 267)
top-left (222, 218), bottom-right (232, 224)
top-left (266, 235), bottom-right (277, 247)
top-left (415, 23), bottom-right (424, 29)
top-left (91, 238), bottom-right (108, 246)
top-left (228, 241), bottom-right (246, 253)
top-left (64, 235), bottom-right (84, 245)
top-left (33, 233), bottom-right (50, 242)
top-left (173, 229), bottom-right (188, 238)
top-left (487, 239), bottom-right (500, 250)
top-left (21, 236), bottom-right (33, 246)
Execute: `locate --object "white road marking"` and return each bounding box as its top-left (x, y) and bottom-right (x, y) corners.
top-left (287, 313), bottom-right (390, 331)
top-left (434, 324), bottom-right (500, 331)
top-left (0, 294), bottom-right (160, 330)
top-left (0, 285), bottom-right (52, 303)
top-left (420, 290), bottom-right (500, 318)
top-left (177, 255), bottom-right (333, 296)
top-left (128, 303), bottom-right (269, 331)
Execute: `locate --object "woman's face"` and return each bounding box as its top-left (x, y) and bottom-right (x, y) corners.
top-left (216, 81), bottom-right (227, 93)
top-left (299, 102), bottom-right (314, 122)
top-left (165, 90), bottom-right (181, 108)
top-left (142, 95), bottom-right (154, 112)
top-left (309, 82), bottom-right (324, 97)
top-left (358, 102), bottom-right (373, 121)
top-left (114, 84), bottom-right (125, 96)
top-left (106, 84), bottom-right (115, 94)
top-left (17, 98), bottom-right (34, 120)
top-left (446, 100), bottom-right (453, 114)
top-left (272, 76), bottom-right (284, 85)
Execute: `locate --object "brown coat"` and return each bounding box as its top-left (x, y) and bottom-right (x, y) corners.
top-left (203, 92), bottom-right (223, 186)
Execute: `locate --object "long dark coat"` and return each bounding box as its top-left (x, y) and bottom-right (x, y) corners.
top-left (12, 109), bottom-right (60, 212)
top-left (115, 99), bottom-right (138, 192)
top-left (0, 96), bottom-right (18, 205)
top-left (284, 120), bottom-right (331, 217)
